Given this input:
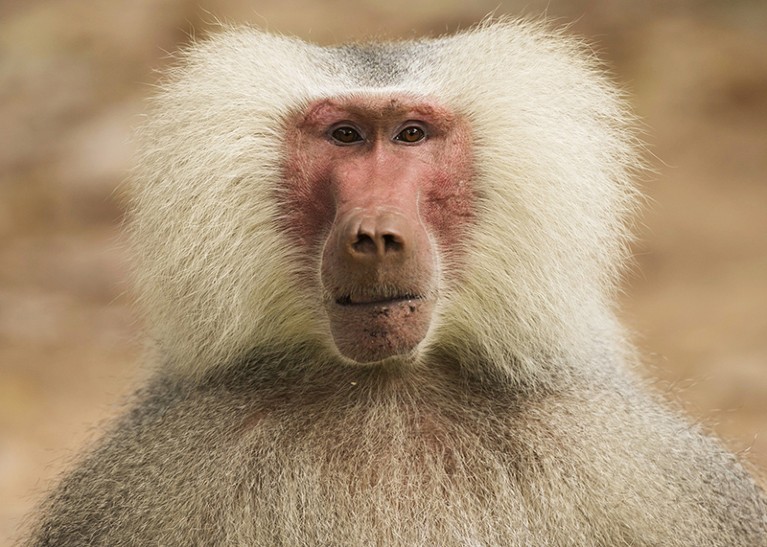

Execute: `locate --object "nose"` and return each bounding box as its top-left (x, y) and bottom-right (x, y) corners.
top-left (341, 210), bottom-right (412, 262)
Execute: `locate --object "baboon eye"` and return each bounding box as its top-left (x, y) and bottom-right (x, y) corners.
top-left (395, 126), bottom-right (426, 143)
top-left (331, 126), bottom-right (363, 144)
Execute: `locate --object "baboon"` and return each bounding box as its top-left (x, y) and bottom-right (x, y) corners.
top-left (22, 19), bottom-right (767, 546)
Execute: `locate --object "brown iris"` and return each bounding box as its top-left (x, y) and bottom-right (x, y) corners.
top-left (395, 126), bottom-right (425, 143)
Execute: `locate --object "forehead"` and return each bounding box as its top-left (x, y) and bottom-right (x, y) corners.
top-left (300, 93), bottom-right (457, 127)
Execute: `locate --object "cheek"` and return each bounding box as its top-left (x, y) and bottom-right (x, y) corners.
top-left (279, 147), bottom-right (336, 251)
top-left (422, 179), bottom-right (474, 257)
top-left (420, 149), bottom-right (475, 266)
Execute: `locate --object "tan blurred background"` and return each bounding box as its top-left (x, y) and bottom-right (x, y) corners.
top-left (1, 0), bottom-right (766, 541)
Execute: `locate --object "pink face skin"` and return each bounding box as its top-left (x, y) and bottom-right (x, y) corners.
top-left (282, 94), bottom-right (474, 364)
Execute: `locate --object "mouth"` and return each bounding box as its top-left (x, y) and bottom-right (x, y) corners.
top-left (335, 293), bottom-right (423, 307)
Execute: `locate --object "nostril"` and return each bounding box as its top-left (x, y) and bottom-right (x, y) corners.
top-left (352, 233), bottom-right (377, 255)
top-left (383, 233), bottom-right (403, 253)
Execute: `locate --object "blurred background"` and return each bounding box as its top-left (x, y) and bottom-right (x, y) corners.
top-left (1, 0), bottom-right (766, 540)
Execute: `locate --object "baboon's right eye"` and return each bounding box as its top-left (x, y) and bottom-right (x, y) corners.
top-left (331, 126), bottom-right (363, 145)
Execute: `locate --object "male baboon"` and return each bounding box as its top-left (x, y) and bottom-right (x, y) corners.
top-left (22, 19), bottom-right (767, 546)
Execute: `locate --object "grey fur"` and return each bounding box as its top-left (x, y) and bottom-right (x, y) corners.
top-left (20, 20), bottom-right (767, 547)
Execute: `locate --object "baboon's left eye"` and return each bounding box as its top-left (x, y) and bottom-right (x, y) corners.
top-left (395, 126), bottom-right (426, 143)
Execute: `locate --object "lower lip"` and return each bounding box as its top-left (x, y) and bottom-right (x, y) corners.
top-left (326, 296), bottom-right (433, 363)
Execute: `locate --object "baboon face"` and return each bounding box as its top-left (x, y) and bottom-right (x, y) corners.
top-left (282, 94), bottom-right (475, 363)
top-left (129, 23), bottom-right (639, 380)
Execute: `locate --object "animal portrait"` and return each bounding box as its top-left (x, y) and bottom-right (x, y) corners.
top-left (8, 11), bottom-right (766, 547)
